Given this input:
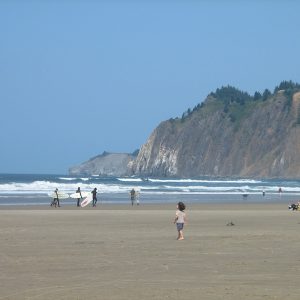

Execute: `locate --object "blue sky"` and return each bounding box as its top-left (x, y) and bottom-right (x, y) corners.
top-left (1, 1), bottom-right (300, 174)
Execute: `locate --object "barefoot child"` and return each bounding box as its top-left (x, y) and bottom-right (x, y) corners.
top-left (174, 202), bottom-right (186, 240)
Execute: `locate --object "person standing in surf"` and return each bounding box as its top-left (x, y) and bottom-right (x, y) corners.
top-left (130, 188), bottom-right (136, 206)
top-left (92, 187), bottom-right (97, 207)
top-left (174, 202), bottom-right (187, 240)
top-left (76, 187), bottom-right (82, 207)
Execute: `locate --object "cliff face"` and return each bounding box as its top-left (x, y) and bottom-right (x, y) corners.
top-left (69, 152), bottom-right (136, 176)
top-left (132, 90), bottom-right (300, 178)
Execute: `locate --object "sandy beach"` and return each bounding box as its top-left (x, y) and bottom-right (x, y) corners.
top-left (1, 203), bottom-right (300, 300)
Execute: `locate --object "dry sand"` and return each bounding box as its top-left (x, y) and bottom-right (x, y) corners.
top-left (1, 203), bottom-right (300, 300)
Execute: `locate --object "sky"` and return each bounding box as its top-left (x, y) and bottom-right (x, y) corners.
top-left (1, 0), bottom-right (300, 174)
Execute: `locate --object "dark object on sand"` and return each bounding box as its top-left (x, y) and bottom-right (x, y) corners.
top-left (289, 203), bottom-right (299, 211)
top-left (226, 221), bottom-right (235, 226)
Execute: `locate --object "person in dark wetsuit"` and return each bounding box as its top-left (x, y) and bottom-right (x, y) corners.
top-left (92, 188), bottom-right (97, 207)
top-left (76, 187), bottom-right (82, 207)
top-left (130, 188), bottom-right (136, 206)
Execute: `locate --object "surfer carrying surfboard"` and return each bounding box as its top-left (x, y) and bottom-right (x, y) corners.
top-left (51, 188), bottom-right (60, 208)
top-left (76, 187), bottom-right (82, 207)
top-left (92, 188), bottom-right (97, 207)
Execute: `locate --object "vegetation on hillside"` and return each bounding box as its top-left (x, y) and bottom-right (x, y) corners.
top-left (273, 80), bottom-right (300, 106)
top-left (179, 80), bottom-right (300, 122)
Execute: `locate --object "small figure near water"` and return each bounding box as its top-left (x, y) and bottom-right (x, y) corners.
top-left (130, 188), bottom-right (136, 206)
top-left (242, 193), bottom-right (248, 199)
top-left (174, 202), bottom-right (187, 240)
top-left (51, 188), bottom-right (60, 208)
top-left (129, 188), bottom-right (140, 205)
top-left (262, 189), bottom-right (265, 197)
top-left (76, 187), bottom-right (82, 207)
top-left (92, 187), bottom-right (97, 207)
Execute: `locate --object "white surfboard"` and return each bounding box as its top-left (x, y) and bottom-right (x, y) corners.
top-left (48, 192), bottom-right (69, 199)
top-left (80, 194), bottom-right (93, 207)
top-left (69, 192), bottom-right (90, 199)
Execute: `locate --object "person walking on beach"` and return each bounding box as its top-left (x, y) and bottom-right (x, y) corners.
top-left (92, 188), bottom-right (97, 207)
top-left (130, 188), bottom-right (136, 206)
top-left (76, 187), bottom-right (82, 207)
top-left (174, 202), bottom-right (186, 240)
top-left (51, 188), bottom-right (60, 208)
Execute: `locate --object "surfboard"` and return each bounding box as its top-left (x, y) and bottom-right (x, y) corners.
top-left (48, 192), bottom-right (69, 199)
top-left (80, 194), bottom-right (93, 207)
top-left (69, 192), bottom-right (90, 199)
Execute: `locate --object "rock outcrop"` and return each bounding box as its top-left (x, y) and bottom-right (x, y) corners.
top-left (131, 83), bottom-right (300, 178)
top-left (69, 151), bottom-right (137, 176)
top-left (70, 81), bottom-right (300, 179)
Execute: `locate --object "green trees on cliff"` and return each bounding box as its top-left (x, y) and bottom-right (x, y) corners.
top-left (210, 86), bottom-right (252, 105)
top-left (274, 80), bottom-right (300, 105)
top-left (180, 81), bottom-right (300, 122)
top-left (274, 80), bottom-right (300, 93)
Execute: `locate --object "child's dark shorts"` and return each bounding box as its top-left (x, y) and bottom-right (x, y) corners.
top-left (176, 223), bottom-right (184, 231)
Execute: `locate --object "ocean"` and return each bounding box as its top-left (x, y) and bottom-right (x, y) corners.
top-left (0, 174), bottom-right (299, 206)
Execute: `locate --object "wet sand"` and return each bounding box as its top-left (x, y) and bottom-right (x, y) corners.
top-left (1, 203), bottom-right (300, 299)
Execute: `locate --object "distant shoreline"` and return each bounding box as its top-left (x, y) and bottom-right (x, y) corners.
top-left (0, 192), bottom-right (296, 207)
top-left (0, 202), bottom-right (290, 211)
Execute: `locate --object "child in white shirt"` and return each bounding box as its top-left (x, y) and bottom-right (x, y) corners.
top-left (174, 202), bottom-right (186, 240)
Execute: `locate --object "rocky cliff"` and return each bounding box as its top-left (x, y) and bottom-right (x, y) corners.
top-left (69, 151), bottom-right (137, 176)
top-left (132, 82), bottom-right (300, 178)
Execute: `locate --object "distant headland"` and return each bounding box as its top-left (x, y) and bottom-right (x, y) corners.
top-left (69, 81), bottom-right (300, 179)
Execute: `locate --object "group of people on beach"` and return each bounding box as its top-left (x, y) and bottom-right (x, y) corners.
top-left (50, 187), bottom-right (98, 208)
top-left (75, 187), bottom-right (98, 207)
top-left (51, 187), bottom-right (187, 240)
top-left (51, 187), bottom-right (141, 207)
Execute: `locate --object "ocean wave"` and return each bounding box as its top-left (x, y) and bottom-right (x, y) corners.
top-left (1, 178), bottom-right (300, 197)
top-left (80, 178), bottom-right (90, 181)
top-left (0, 181), bottom-right (135, 195)
top-left (117, 178), bottom-right (143, 182)
top-left (58, 177), bottom-right (77, 181)
top-left (148, 178), bottom-right (262, 184)
top-left (161, 185), bottom-right (252, 191)
top-left (141, 191), bottom-right (300, 195)
top-left (58, 177), bottom-right (90, 182)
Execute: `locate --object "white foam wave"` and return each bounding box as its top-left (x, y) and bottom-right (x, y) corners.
top-left (117, 178), bottom-right (143, 182)
top-left (142, 191), bottom-right (300, 195)
top-left (58, 177), bottom-right (90, 181)
top-left (161, 185), bottom-right (252, 191)
top-left (1, 180), bottom-right (300, 197)
top-left (148, 178), bottom-right (262, 184)
top-left (80, 178), bottom-right (90, 181)
top-left (0, 181), bottom-right (135, 195)
top-left (59, 177), bottom-right (77, 181)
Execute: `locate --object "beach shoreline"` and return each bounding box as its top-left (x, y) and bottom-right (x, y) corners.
top-left (0, 202), bottom-right (290, 210)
